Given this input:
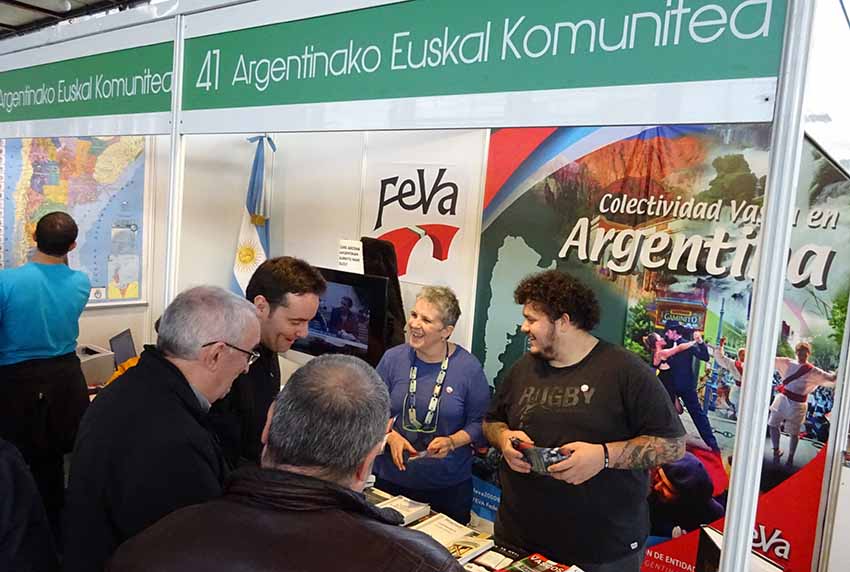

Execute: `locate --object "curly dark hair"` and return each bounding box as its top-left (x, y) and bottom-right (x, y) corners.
top-left (246, 256), bottom-right (327, 308)
top-left (513, 270), bottom-right (600, 331)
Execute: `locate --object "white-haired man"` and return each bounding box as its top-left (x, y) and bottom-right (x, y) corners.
top-left (62, 286), bottom-right (260, 572)
top-left (108, 354), bottom-right (463, 572)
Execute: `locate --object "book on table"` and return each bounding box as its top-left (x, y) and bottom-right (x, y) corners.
top-left (498, 553), bottom-right (584, 571)
top-left (363, 486), bottom-right (395, 506)
top-left (411, 513), bottom-right (495, 564)
top-left (471, 549), bottom-right (515, 571)
top-left (375, 495), bottom-right (431, 525)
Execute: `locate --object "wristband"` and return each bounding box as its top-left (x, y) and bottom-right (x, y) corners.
top-left (448, 436), bottom-right (456, 451)
top-left (601, 442), bottom-right (609, 469)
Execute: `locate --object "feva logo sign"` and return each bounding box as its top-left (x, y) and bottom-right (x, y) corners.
top-left (182, 0), bottom-right (787, 111)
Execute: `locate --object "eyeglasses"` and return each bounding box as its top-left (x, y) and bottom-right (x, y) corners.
top-left (202, 341), bottom-right (261, 366)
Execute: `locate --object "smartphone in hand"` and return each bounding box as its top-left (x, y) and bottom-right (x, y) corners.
top-left (510, 438), bottom-right (571, 475)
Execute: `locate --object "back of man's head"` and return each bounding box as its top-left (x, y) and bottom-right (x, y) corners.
top-left (157, 285), bottom-right (258, 360)
top-left (263, 354), bottom-right (389, 483)
top-left (246, 256), bottom-right (326, 308)
top-left (34, 212), bottom-right (78, 257)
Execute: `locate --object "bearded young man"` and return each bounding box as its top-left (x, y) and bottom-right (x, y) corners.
top-left (483, 270), bottom-right (686, 572)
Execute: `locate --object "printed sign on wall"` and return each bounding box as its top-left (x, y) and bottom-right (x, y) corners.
top-left (183, 0), bottom-right (787, 112)
top-left (359, 130), bottom-right (487, 346)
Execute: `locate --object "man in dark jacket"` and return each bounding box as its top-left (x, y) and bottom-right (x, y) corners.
top-left (662, 320), bottom-right (718, 452)
top-left (108, 354), bottom-right (464, 572)
top-left (649, 451), bottom-right (725, 537)
top-left (62, 286), bottom-right (260, 572)
top-left (0, 438), bottom-right (57, 572)
top-left (209, 256), bottom-right (326, 467)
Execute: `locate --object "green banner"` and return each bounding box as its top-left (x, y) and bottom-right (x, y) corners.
top-left (0, 42), bottom-right (173, 123)
top-left (183, 0), bottom-right (787, 112)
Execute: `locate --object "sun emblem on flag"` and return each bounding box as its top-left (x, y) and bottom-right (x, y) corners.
top-left (236, 239), bottom-right (261, 272)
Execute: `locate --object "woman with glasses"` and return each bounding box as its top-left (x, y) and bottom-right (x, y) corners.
top-left (372, 286), bottom-right (490, 524)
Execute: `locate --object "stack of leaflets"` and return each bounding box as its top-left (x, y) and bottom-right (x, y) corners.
top-left (411, 513), bottom-right (495, 564)
top-left (471, 549), bottom-right (515, 570)
top-left (498, 553), bottom-right (584, 571)
top-left (363, 486), bottom-right (394, 506)
top-left (376, 495), bottom-right (431, 526)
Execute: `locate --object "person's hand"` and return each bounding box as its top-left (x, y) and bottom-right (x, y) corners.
top-left (498, 430), bottom-right (533, 474)
top-left (548, 441), bottom-right (605, 485)
top-left (426, 437), bottom-right (454, 459)
top-left (386, 431), bottom-right (417, 471)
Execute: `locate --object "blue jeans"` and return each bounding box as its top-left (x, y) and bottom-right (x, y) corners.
top-left (678, 386), bottom-right (720, 451)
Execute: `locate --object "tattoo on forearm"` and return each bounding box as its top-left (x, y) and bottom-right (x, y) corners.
top-left (612, 436), bottom-right (685, 470)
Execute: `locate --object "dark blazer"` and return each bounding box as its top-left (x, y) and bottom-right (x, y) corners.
top-left (208, 344), bottom-right (280, 467)
top-left (62, 347), bottom-right (226, 572)
top-left (0, 438), bottom-right (57, 572)
top-left (108, 467), bottom-right (464, 572)
top-left (664, 339), bottom-right (710, 390)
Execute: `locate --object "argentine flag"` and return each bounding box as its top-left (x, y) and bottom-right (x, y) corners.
top-left (232, 135), bottom-right (276, 295)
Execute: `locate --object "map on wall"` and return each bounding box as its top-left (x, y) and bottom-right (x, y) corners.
top-left (0, 136), bottom-right (145, 303)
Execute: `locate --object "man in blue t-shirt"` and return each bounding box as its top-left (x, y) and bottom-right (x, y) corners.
top-left (0, 211), bottom-right (91, 536)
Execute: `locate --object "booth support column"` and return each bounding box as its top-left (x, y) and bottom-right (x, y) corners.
top-left (816, 256), bottom-right (850, 570)
top-left (164, 14), bottom-right (186, 305)
top-left (719, 1), bottom-right (816, 571)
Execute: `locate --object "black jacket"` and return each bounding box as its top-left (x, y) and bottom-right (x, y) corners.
top-left (208, 344), bottom-right (280, 466)
top-left (663, 340), bottom-right (710, 390)
top-left (62, 347), bottom-right (227, 572)
top-left (108, 467), bottom-right (464, 572)
top-left (0, 439), bottom-right (57, 572)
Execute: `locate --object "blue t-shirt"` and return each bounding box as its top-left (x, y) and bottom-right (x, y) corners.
top-left (373, 343), bottom-right (491, 490)
top-left (0, 262), bottom-right (91, 366)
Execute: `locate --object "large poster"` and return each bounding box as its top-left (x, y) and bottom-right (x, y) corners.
top-left (0, 136), bottom-right (146, 303)
top-left (472, 125), bottom-right (850, 571)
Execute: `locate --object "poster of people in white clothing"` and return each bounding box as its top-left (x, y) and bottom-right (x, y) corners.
top-left (472, 125), bottom-right (850, 571)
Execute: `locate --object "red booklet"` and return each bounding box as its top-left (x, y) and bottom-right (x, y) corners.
top-left (498, 553), bottom-right (581, 572)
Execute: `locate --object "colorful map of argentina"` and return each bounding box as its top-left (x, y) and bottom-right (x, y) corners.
top-left (0, 136), bottom-right (145, 303)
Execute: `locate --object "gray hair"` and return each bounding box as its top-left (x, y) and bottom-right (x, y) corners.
top-left (416, 285), bottom-right (461, 327)
top-left (157, 285), bottom-right (258, 359)
top-left (264, 354), bottom-right (390, 482)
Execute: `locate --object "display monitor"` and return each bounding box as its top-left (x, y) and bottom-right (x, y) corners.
top-left (109, 328), bottom-right (137, 368)
top-left (291, 267), bottom-right (388, 366)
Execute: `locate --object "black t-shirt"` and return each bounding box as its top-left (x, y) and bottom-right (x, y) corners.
top-left (485, 340), bottom-right (685, 565)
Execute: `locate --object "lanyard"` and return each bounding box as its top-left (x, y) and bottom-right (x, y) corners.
top-left (406, 343), bottom-right (450, 431)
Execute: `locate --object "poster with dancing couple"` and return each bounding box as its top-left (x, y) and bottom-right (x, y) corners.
top-left (472, 124), bottom-right (850, 571)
